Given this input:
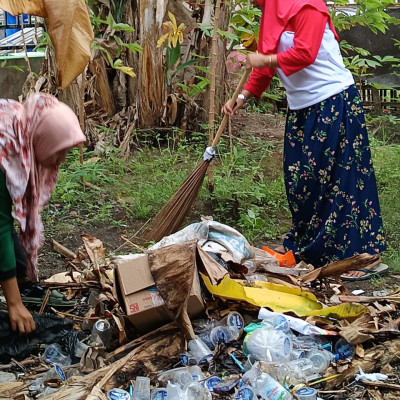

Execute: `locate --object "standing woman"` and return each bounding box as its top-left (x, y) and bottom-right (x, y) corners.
top-left (223, 0), bottom-right (386, 273)
top-left (0, 93), bottom-right (86, 333)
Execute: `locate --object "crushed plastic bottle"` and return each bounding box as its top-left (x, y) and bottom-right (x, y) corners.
top-left (131, 376), bottom-right (150, 399)
top-left (44, 344), bottom-right (72, 367)
top-left (305, 348), bottom-right (335, 373)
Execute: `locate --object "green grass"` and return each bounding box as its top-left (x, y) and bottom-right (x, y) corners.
top-left (371, 138), bottom-right (400, 270)
top-left (43, 116), bottom-right (400, 267)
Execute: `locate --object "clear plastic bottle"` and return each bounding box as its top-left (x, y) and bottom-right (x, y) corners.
top-left (44, 344), bottom-right (72, 367)
top-left (131, 376), bottom-right (151, 399)
top-left (261, 315), bottom-right (290, 333)
top-left (284, 358), bottom-right (320, 385)
top-left (254, 372), bottom-right (292, 400)
top-left (305, 349), bottom-right (334, 373)
top-left (243, 260), bottom-right (257, 274)
top-left (246, 327), bottom-right (292, 362)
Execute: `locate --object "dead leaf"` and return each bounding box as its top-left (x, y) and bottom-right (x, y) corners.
top-left (380, 363), bottom-right (394, 376)
top-left (355, 344), bottom-right (365, 358)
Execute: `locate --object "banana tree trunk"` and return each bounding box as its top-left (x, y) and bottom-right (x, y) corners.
top-left (133, 0), bottom-right (166, 127)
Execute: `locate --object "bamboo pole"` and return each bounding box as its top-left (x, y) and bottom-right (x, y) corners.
top-left (207, 0), bottom-right (222, 188)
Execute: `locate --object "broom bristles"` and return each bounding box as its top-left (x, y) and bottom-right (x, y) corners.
top-left (142, 160), bottom-right (209, 243)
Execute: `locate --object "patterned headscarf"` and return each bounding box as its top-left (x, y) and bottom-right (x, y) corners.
top-left (0, 93), bottom-right (86, 281)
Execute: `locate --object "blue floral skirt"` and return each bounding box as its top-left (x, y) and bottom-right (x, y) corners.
top-left (283, 85), bottom-right (386, 267)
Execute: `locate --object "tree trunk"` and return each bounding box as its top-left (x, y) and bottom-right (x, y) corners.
top-left (134, 0), bottom-right (166, 127)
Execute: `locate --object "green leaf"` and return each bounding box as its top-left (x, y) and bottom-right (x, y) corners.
top-left (112, 23), bottom-right (135, 32)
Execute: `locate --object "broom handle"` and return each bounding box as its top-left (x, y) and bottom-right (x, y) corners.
top-left (212, 68), bottom-right (252, 148)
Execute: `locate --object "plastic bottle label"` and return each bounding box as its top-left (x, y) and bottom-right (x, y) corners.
top-left (261, 384), bottom-right (287, 400)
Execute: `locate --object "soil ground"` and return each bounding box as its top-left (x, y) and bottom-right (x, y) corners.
top-left (38, 109), bottom-right (400, 295)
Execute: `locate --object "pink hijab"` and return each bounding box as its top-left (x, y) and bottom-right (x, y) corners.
top-left (0, 93), bottom-right (86, 281)
top-left (256, 0), bottom-right (339, 54)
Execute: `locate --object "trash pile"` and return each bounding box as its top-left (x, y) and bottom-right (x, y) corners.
top-left (0, 219), bottom-right (399, 400)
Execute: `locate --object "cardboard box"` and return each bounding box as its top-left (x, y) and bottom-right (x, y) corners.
top-left (114, 253), bottom-right (204, 331)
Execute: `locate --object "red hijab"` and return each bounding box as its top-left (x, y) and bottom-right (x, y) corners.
top-left (256, 0), bottom-right (339, 54)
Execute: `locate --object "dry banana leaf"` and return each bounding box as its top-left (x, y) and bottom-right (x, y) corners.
top-left (0, 0), bottom-right (93, 89)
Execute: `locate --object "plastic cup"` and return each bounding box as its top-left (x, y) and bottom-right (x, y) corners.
top-left (188, 337), bottom-right (213, 364)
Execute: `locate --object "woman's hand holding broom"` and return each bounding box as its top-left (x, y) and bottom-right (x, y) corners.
top-left (222, 67), bottom-right (253, 116)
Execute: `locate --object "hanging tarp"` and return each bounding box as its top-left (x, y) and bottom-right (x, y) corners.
top-left (0, 0), bottom-right (94, 89)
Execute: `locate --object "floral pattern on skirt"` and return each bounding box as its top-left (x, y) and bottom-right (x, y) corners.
top-left (283, 85), bottom-right (386, 267)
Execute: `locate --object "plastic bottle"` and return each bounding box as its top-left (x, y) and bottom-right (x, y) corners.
top-left (334, 338), bottom-right (355, 360)
top-left (261, 314), bottom-right (290, 333)
top-left (254, 372), bottom-right (292, 400)
top-left (284, 358), bottom-right (320, 385)
top-left (305, 349), bottom-right (334, 373)
top-left (210, 325), bottom-right (240, 346)
top-left (44, 344), bottom-right (72, 367)
top-left (243, 260), bottom-right (257, 274)
top-left (131, 376), bottom-right (150, 399)
top-left (246, 327), bottom-right (292, 362)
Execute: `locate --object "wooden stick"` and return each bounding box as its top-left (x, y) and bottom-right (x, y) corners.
top-left (0, 358), bottom-right (39, 371)
top-left (39, 289), bottom-right (51, 315)
top-left (362, 382), bottom-right (400, 391)
top-left (52, 239), bottom-right (90, 268)
top-left (50, 307), bottom-right (101, 321)
top-left (52, 239), bottom-right (76, 259)
top-left (340, 295), bottom-right (400, 303)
